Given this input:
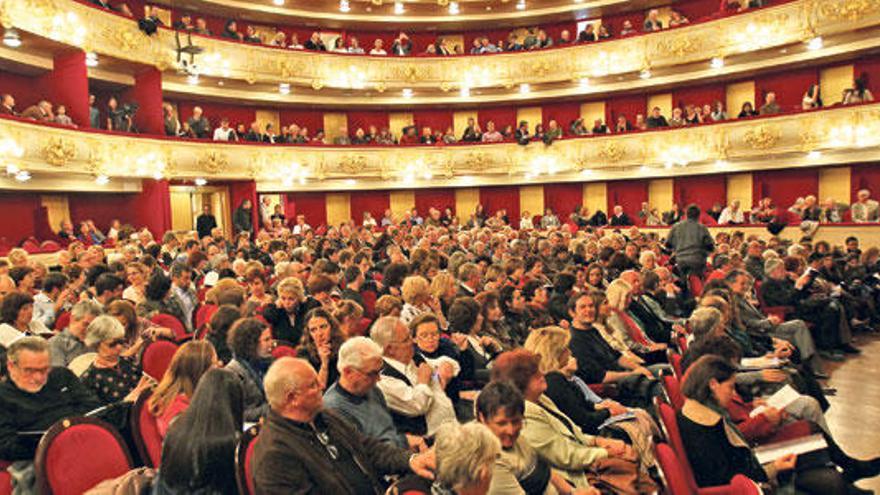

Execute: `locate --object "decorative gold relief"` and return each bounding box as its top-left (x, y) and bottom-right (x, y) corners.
top-left (598, 142), bottom-right (625, 163)
top-left (311, 80), bottom-right (324, 91)
top-left (114, 26), bottom-right (142, 52)
top-left (339, 155), bottom-right (368, 175)
top-left (816, 0), bottom-right (878, 21)
top-left (375, 82), bottom-right (387, 93)
top-left (653, 35), bottom-right (701, 59)
top-left (197, 151), bottom-right (229, 174)
top-left (460, 152), bottom-right (491, 172)
top-left (42, 138), bottom-right (76, 167)
top-left (743, 124), bottom-right (779, 149)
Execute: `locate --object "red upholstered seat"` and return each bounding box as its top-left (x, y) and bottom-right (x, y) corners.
top-left (142, 339), bottom-right (179, 380)
top-left (656, 443), bottom-right (760, 495)
top-left (664, 374), bottom-right (685, 411)
top-left (688, 274), bottom-right (704, 297)
top-left (271, 344), bottom-right (298, 359)
top-left (151, 313), bottom-right (188, 341)
top-left (131, 390), bottom-right (163, 467)
top-left (39, 240), bottom-right (61, 252)
top-left (361, 290), bottom-right (378, 319)
top-left (53, 311), bottom-right (71, 331)
top-left (670, 351), bottom-right (684, 379)
top-left (34, 417), bottom-right (133, 495)
top-left (195, 304), bottom-right (218, 332)
top-left (236, 424), bottom-right (261, 495)
top-left (0, 460), bottom-right (10, 495)
top-left (21, 238), bottom-right (40, 254)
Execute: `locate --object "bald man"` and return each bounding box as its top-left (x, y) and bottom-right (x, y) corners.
top-left (252, 357), bottom-right (435, 494)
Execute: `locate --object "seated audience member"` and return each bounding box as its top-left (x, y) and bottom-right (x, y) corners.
top-left (614, 115), bottom-right (631, 133)
top-left (172, 13), bottom-right (193, 31)
top-left (390, 32), bottom-right (413, 55)
top-left (491, 349), bottom-right (657, 493)
top-left (0, 292), bottom-right (51, 346)
top-left (851, 189), bottom-right (879, 222)
top-left (718, 199), bottom-right (746, 225)
top-left (80, 315), bottom-right (152, 404)
top-left (20, 100), bottom-right (53, 122)
top-left (47, 300), bottom-right (103, 367)
top-left (32, 272), bottom-right (72, 329)
top-left (843, 75), bottom-right (874, 104)
top-left (0, 93), bottom-right (16, 115)
top-left (645, 107), bottom-right (669, 128)
top-left (225, 317), bottom-right (274, 421)
top-left (193, 17), bottom-right (212, 35)
top-left (578, 24), bottom-right (597, 42)
top-left (346, 36), bottom-right (365, 54)
top-left (738, 101), bottom-right (759, 118)
top-left (162, 103), bottom-right (180, 136)
top-left (323, 336), bottom-right (411, 449)
top-left (212, 118), bottom-right (236, 141)
top-left (305, 32), bottom-right (327, 51)
top-left (251, 357), bottom-right (435, 492)
top-left (557, 29), bottom-right (573, 44)
top-left (297, 307), bottom-right (345, 389)
top-left (148, 340), bottom-right (218, 437)
top-left (481, 121), bottom-right (504, 143)
top-left (597, 25), bottom-right (612, 39)
top-left (370, 38), bottom-right (387, 55)
top-left (243, 25), bottom-right (261, 43)
top-left (643, 9), bottom-right (663, 31)
top-left (330, 37), bottom-right (347, 53)
top-left (53, 105), bottom-right (75, 127)
top-left (620, 20), bottom-right (637, 35)
top-left (678, 355), bottom-right (864, 494)
top-left (371, 316), bottom-right (457, 436)
top-left (569, 118), bottom-right (588, 135)
top-left (544, 119), bottom-right (563, 143)
top-left (802, 84), bottom-right (823, 109)
top-left (0, 337), bottom-right (101, 461)
top-left (591, 119), bottom-right (609, 134)
top-left (609, 205), bottom-right (632, 226)
top-left (221, 20), bottom-right (243, 40)
top-left (669, 10), bottom-right (689, 26)
top-left (187, 106), bottom-right (211, 138)
top-left (154, 368), bottom-right (242, 493)
top-left (710, 101), bottom-right (728, 121)
top-left (668, 107), bottom-right (685, 127)
top-left (268, 31), bottom-right (287, 47)
top-left (759, 91), bottom-right (782, 115)
top-left (206, 304), bottom-right (241, 364)
top-left (461, 118), bottom-right (482, 142)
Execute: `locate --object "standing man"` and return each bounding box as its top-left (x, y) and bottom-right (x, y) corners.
top-left (196, 204), bottom-right (217, 239)
top-left (233, 199), bottom-right (254, 237)
top-left (666, 204), bottom-right (714, 279)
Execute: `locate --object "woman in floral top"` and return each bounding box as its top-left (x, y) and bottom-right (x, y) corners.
top-left (80, 315), bottom-right (152, 405)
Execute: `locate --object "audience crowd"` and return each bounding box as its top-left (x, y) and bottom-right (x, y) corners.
top-left (0, 192), bottom-right (879, 494)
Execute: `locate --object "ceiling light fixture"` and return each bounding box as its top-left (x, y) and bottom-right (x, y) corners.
top-left (273, 0), bottom-right (284, 5)
top-left (3, 28), bottom-right (21, 48)
top-left (5, 164), bottom-right (19, 175)
top-left (519, 83), bottom-right (530, 94)
top-left (402, 88), bottom-right (413, 98)
top-left (448, 1), bottom-right (459, 14)
top-left (186, 73), bottom-right (199, 85)
top-left (639, 69), bottom-right (652, 79)
top-left (516, 0), bottom-right (526, 9)
top-left (279, 83), bottom-right (291, 94)
top-left (579, 77), bottom-right (590, 89)
top-left (394, 2), bottom-right (405, 14)
top-left (460, 86), bottom-right (470, 97)
top-left (95, 174), bottom-right (109, 185)
top-left (339, 0), bottom-right (351, 12)
top-left (194, 177), bottom-right (207, 186)
top-left (714, 159), bottom-right (728, 169)
top-left (14, 170), bottom-right (30, 182)
top-left (710, 57), bottom-right (724, 69)
top-left (807, 36), bottom-right (823, 51)
top-left (807, 150), bottom-right (822, 160)
top-left (85, 52), bottom-right (99, 67)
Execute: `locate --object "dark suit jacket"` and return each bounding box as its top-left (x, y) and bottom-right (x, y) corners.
top-left (610, 213), bottom-right (633, 226)
top-left (196, 214), bottom-right (217, 238)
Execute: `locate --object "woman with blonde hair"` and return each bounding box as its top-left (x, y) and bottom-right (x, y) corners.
top-left (401, 275), bottom-right (448, 329)
top-left (524, 326), bottom-right (660, 471)
top-left (122, 262), bottom-right (149, 305)
top-left (430, 271), bottom-right (458, 316)
top-left (148, 340), bottom-right (219, 437)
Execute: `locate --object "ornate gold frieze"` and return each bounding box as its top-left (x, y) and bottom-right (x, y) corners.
top-left (42, 137), bottom-right (76, 167)
top-left (743, 124), bottom-right (779, 150)
top-left (197, 151), bottom-right (229, 174)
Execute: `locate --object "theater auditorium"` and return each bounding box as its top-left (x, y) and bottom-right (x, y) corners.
top-left (0, 0), bottom-right (879, 492)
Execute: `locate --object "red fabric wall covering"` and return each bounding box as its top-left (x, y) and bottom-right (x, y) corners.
top-left (136, 180), bottom-right (173, 237)
top-left (285, 192), bottom-right (327, 226)
top-left (541, 101), bottom-right (582, 129)
top-left (543, 183), bottom-right (584, 218)
top-left (346, 111), bottom-right (390, 134)
top-left (849, 163), bottom-right (880, 203)
top-left (606, 180), bottom-right (648, 223)
top-left (228, 181), bottom-right (259, 231)
top-left (38, 51), bottom-right (90, 128)
top-left (0, 192), bottom-right (43, 245)
top-left (413, 110), bottom-right (454, 134)
top-left (349, 190), bottom-right (390, 223)
top-left (122, 68), bottom-right (164, 135)
top-left (0, 71), bottom-right (44, 111)
top-left (754, 67), bottom-right (818, 112)
top-left (673, 174), bottom-right (727, 211)
top-left (279, 109), bottom-right (325, 134)
top-left (414, 188), bottom-right (456, 216)
top-left (752, 168), bottom-right (819, 209)
top-left (606, 94), bottom-right (647, 126)
top-left (477, 106), bottom-right (517, 133)
top-left (671, 82), bottom-right (726, 110)
top-left (68, 193), bottom-right (138, 232)
top-left (674, 0), bottom-right (724, 21)
top-left (854, 56), bottom-right (880, 96)
top-left (479, 186), bottom-right (520, 224)
top-left (175, 101), bottom-right (257, 129)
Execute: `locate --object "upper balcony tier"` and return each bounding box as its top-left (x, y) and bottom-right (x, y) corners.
top-left (2, 0), bottom-right (879, 105)
top-left (1, 101), bottom-right (878, 191)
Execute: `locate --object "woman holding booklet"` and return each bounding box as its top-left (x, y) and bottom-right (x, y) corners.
top-left (678, 355), bottom-right (876, 494)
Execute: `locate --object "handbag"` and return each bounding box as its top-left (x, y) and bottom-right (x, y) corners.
top-left (84, 467), bottom-right (156, 495)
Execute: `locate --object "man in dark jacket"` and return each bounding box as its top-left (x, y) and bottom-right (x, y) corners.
top-left (0, 337), bottom-right (101, 461)
top-left (196, 204), bottom-right (217, 239)
top-left (251, 357), bottom-right (435, 494)
top-left (666, 204), bottom-right (714, 278)
top-left (233, 199), bottom-right (253, 236)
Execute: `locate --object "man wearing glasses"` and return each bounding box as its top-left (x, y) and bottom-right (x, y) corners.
top-left (253, 357), bottom-right (436, 493)
top-left (0, 337), bottom-right (100, 461)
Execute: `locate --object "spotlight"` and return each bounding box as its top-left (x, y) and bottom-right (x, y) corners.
top-left (3, 29), bottom-right (22, 48)
top-left (153, 170), bottom-right (164, 180)
top-left (519, 83), bottom-right (530, 94)
top-left (14, 170), bottom-right (31, 182)
top-left (448, 1), bottom-right (459, 14)
top-left (194, 177), bottom-right (207, 186)
top-left (85, 52), bottom-right (99, 67)
top-left (279, 83), bottom-right (291, 94)
top-left (710, 57), bottom-right (724, 69)
top-left (515, 0), bottom-right (526, 9)
top-left (807, 36), bottom-right (823, 51)
top-left (639, 69), bottom-right (651, 79)
top-left (186, 73), bottom-right (199, 85)
top-left (394, 2), bottom-right (405, 14)
top-left (95, 175), bottom-right (109, 185)
top-left (5, 163), bottom-right (19, 174)
top-left (402, 88), bottom-right (413, 98)
top-left (339, 0), bottom-right (351, 12)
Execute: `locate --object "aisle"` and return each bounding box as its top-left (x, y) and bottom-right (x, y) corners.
top-left (824, 334), bottom-right (880, 492)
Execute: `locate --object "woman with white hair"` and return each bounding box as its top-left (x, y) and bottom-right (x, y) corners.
top-left (604, 280), bottom-right (667, 364)
top-left (432, 422), bottom-right (501, 495)
top-left (80, 315), bottom-right (153, 404)
top-left (400, 275), bottom-right (447, 328)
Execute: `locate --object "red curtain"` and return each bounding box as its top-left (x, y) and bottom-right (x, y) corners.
top-left (68, 193), bottom-right (138, 232)
top-left (755, 67), bottom-right (818, 112)
top-left (123, 67), bottom-right (164, 135)
top-left (673, 175), bottom-right (727, 211)
top-left (279, 109), bottom-right (325, 134)
top-left (850, 163), bottom-right (880, 202)
top-left (286, 192), bottom-right (327, 227)
top-left (672, 83), bottom-right (726, 110)
top-left (414, 188), bottom-right (456, 216)
top-left (175, 101), bottom-right (257, 130)
top-left (0, 192), bottom-right (44, 245)
top-left (479, 186), bottom-right (520, 223)
top-left (413, 110), bottom-right (454, 134)
top-left (350, 190), bottom-right (390, 224)
top-left (39, 51), bottom-right (89, 128)
top-left (855, 56), bottom-right (880, 96)
top-left (228, 181), bottom-right (259, 231)
top-left (346, 111), bottom-right (389, 134)
top-left (478, 106), bottom-right (517, 132)
top-left (752, 168), bottom-right (819, 209)
top-left (675, 0), bottom-right (723, 21)
top-left (0, 71), bottom-right (42, 111)
top-left (543, 183), bottom-right (583, 218)
top-left (607, 180), bottom-right (648, 222)
top-left (606, 94), bottom-right (647, 126)
top-left (542, 101), bottom-right (582, 130)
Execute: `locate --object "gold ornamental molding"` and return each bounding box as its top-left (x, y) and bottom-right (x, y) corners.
top-left (3, 0), bottom-right (880, 94)
top-left (1, 104), bottom-right (880, 191)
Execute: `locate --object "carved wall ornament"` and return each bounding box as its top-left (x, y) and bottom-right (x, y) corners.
top-left (743, 124), bottom-right (780, 149)
top-left (460, 152), bottom-right (492, 172)
top-left (817, 0), bottom-right (878, 21)
top-left (311, 80), bottom-right (324, 91)
top-left (598, 142), bottom-right (625, 163)
top-left (197, 151), bottom-right (229, 174)
top-left (42, 138), bottom-right (76, 167)
top-left (339, 155), bottom-right (368, 175)
top-left (654, 35), bottom-right (700, 59)
top-left (114, 27), bottom-right (141, 52)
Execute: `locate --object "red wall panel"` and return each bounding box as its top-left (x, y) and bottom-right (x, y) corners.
top-left (754, 67), bottom-right (819, 112)
top-left (672, 82), bottom-right (726, 110)
top-left (69, 180), bottom-right (171, 237)
top-left (854, 56), bottom-right (880, 96)
top-left (850, 163), bottom-right (880, 202)
top-left (477, 106), bottom-right (517, 133)
top-left (0, 71), bottom-right (44, 111)
top-left (229, 180), bottom-right (259, 231)
top-left (542, 101), bottom-right (582, 130)
top-left (0, 192), bottom-right (44, 245)
top-left (350, 190), bottom-right (390, 224)
top-left (673, 174), bottom-right (727, 211)
top-left (279, 109), bottom-right (325, 134)
top-left (543, 183), bottom-right (583, 218)
top-left (347, 110), bottom-right (390, 134)
top-left (479, 186), bottom-right (520, 224)
top-left (414, 188), bottom-right (456, 216)
top-left (286, 192), bottom-right (327, 227)
top-left (413, 109), bottom-right (454, 134)
top-left (752, 168), bottom-right (819, 209)
top-left (606, 94), bottom-right (647, 126)
top-left (606, 180), bottom-right (648, 223)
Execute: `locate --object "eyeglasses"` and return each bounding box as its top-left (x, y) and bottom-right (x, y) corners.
top-left (311, 425), bottom-right (339, 460)
top-left (415, 331), bottom-right (440, 341)
top-left (107, 338), bottom-right (127, 347)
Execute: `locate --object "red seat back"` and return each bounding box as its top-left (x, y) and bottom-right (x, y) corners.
top-left (236, 424), bottom-right (261, 495)
top-left (658, 402), bottom-right (700, 493)
top-left (131, 390), bottom-right (163, 467)
top-left (195, 304), bottom-right (218, 334)
top-left (664, 374), bottom-right (685, 411)
top-left (151, 313), bottom-right (188, 341)
top-left (21, 239), bottom-right (40, 254)
top-left (53, 311), bottom-right (71, 332)
top-left (688, 274), bottom-right (703, 298)
top-left (40, 240), bottom-right (61, 252)
top-left (670, 352), bottom-right (684, 379)
top-left (271, 344), bottom-right (298, 359)
top-left (361, 290), bottom-right (378, 319)
top-left (142, 339), bottom-right (179, 380)
top-left (35, 417), bottom-right (133, 495)
top-left (655, 443), bottom-right (695, 495)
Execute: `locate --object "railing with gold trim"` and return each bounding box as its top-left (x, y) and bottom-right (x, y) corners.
top-left (1, 0), bottom-right (879, 94)
top-left (0, 103), bottom-right (878, 190)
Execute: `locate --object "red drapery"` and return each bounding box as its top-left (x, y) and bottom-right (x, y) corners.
top-left (850, 163), bottom-right (880, 202)
top-left (606, 94), bottom-right (647, 126)
top-left (672, 83), bottom-right (726, 109)
top-left (286, 192), bottom-right (327, 226)
top-left (477, 106), bottom-right (517, 132)
top-left (413, 110), bottom-right (454, 134)
top-left (543, 183), bottom-right (584, 218)
top-left (754, 67), bottom-right (818, 112)
top-left (542, 101), bottom-right (582, 130)
top-left (0, 192), bottom-right (46, 245)
top-left (350, 190), bottom-right (390, 223)
top-left (137, 179), bottom-right (173, 237)
top-left (346, 111), bottom-right (390, 133)
top-left (279, 109), bottom-right (325, 134)
top-left (414, 188), bottom-right (456, 216)
top-left (39, 51), bottom-right (90, 128)
top-left (607, 180), bottom-right (648, 222)
top-left (752, 168), bottom-right (819, 209)
top-left (855, 56), bottom-right (880, 95)
top-left (228, 181), bottom-right (259, 231)
top-left (123, 67), bottom-right (164, 135)
top-left (673, 174), bottom-right (727, 211)
top-left (0, 72), bottom-right (43, 111)
top-left (479, 186), bottom-right (520, 223)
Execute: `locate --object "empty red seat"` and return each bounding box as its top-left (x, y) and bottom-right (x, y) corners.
top-left (664, 374), bottom-right (685, 411)
top-left (235, 424), bottom-right (261, 495)
top-left (271, 344), bottom-right (298, 359)
top-left (151, 313), bottom-right (188, 341)
top-left (655, 443), bottom-right (760, 495)
top-left (54, 311), bottom-right (71, 332)
top-left (130, 390), bottom-right (163, 467)
top-left (141, 339), bottom-right (179, 380)
top-left (21, 239), bottom-right (40, 254)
